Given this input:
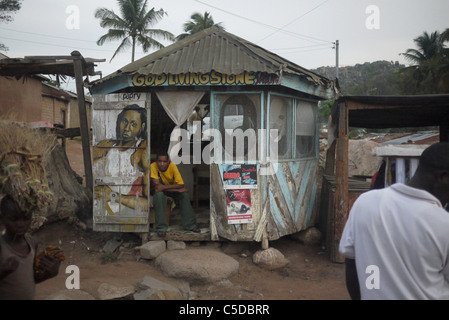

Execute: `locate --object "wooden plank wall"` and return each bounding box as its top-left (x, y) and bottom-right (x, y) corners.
top-left (210, 164), bottom-right (265, 241)
top-left (211, 159), bottom-right (319, 242)
top-left (267, 160), bottom-right (319, 239)
top-left (91, 93), bottom-right (150, 233)
top-left (332, 101), bottom-right (349, 262)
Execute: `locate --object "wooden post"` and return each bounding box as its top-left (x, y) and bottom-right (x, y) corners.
top-left (319, 139), bottom-right (336, 252)
top-left (324, 140), bottom-right (336, 176)
top-left (71, 51), bottom-right (93, 192)
top-left (262, 229), bottom-right (269, 250)
top-left (332, 101), bottom-right (348, 263)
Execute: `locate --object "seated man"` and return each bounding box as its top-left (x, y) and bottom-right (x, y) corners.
top-left (150, 152), bottom-right (200, 237)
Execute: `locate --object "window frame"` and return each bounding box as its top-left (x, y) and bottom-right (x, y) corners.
top-left (294, 99), bottom-right (319, 160)
top-left (211, 91), bottom-right (264, 164)
top-left (267, 93), bottom-right (319, 162)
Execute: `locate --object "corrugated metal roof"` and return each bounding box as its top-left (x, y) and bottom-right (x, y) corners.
top-left (93, 26), bottom-right (332, 87)
top-left (0, 55), bottom-right (104, 77)
top-left (379, 131), bottom-right (439, 145)
top-left (338, 94), bottom-right (449, 128)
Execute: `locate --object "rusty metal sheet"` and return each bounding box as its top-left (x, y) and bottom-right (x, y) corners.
top-left (90, 27), bottom-right (333, 90)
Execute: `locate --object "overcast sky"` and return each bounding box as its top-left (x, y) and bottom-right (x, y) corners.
top-left (1, 0), bottom-right (448, 91)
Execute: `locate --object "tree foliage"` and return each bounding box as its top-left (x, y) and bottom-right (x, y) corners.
top-left (0, 0), bottom-right (23, 51)
top-left (95, 0), bottom-right (174, 62)
top-left (398, 28), bottom-right (449, 94)
top-left (313, 28), bottom-right (449, 96)
top-left (176, 11), bottom-right (224, 41)
top-left (0, 0), bottom-right (22, 22)
top-left (313, 60), bottom-right (405, 96)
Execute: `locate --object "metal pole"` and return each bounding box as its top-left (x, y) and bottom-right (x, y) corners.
top-left (335, 40), bottom-right (339, 80)
top-left (71, 50), bottom-right (93, 192)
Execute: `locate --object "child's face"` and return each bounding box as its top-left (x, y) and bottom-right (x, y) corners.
top-left (1, 209), bottom-right (32, 237)
top-left (156, 156), bottom-right (170, 172)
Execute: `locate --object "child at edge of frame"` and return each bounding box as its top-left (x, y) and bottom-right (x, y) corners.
top-left (0, 194), bottom-right (64, 300)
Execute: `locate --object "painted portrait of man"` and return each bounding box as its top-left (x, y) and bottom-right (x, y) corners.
top-left (93, 104), bottom-right (150, 216)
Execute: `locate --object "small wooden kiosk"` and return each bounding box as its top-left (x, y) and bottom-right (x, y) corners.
top-left (88, 27), bottom-right (337, 244)
top-left (325, 94), bottom-right (449, 262)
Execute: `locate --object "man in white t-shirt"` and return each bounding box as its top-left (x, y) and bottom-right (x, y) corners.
top-left (339, 142), bottom-right (449, 300)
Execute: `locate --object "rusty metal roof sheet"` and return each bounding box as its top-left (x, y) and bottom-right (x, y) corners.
top-left (93, 26), bottom-right (332, 87)
top-left (0, 54), bottom-right (105, 77)
top-left (338, 94), bottom-right (449, 128)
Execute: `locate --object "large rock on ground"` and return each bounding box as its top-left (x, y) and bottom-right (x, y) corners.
top-left (252, 247), bottom-right (289, 270)
top-left (291, 227), bottom-right (322, 246)
top-left (155, 249), bottom-right (239, 284)
top-left (140, 240), bottom-right (166, 259)
top-left (167, 240), bottom-right (186, 250)
top-left (133, 275), bottom-right (188, 300)
top-left (97, 283), bottom-right (135, 300)
top-left (45, 289), bottom-right (95, 300)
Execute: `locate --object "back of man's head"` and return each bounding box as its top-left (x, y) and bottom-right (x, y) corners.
top-left (417, 142), bottom-right (449, 174)
top-left (411, 142), bottom-right (449, 205)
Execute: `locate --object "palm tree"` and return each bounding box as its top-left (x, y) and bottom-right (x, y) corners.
top-left (399, 30), bottom-right (449, 93)
top-left (95, 0), bottom-right (175, 62)
top-left (401, 31), bottom-right (444, 64)
top-left (437, 28), bottom-right (449, 92)
top-left (442, 28), bottom-right (449, 43)
top-left (175, 11), bottom-right (224, 41)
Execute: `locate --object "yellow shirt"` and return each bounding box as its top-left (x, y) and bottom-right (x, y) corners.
top-left (150, 162), bottom-right (184, 185)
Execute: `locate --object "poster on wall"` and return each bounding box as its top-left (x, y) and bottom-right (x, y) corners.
top-left (226, 189), bottom-right (252, 224)
top-left (241, 164), bottom-right (257, 187)
top-left (222, 164), bottom-right (257, 189)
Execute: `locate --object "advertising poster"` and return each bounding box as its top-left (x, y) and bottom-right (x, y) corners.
top-left (241, 164), bottom-right (257, 187)
top-left (226, 189), bottom-right (252, 224)
top-left (222, 164), bottom-right (257, 189)
top-left (222, 164), bottom-right (242, 187)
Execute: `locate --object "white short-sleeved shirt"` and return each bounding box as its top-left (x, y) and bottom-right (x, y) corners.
top-left (339, 183), bottom-right (449, 300)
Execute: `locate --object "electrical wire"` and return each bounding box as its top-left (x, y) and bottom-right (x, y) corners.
top-left (273, 46), bottom-right (333, 55)
top-left (193, 0), bottom-right (333, 45)
top-left (269, 43), bottom-right (331, 51)
top-left (257, 0), bottom-right (332, 43)
top-left (0, 26), bottom-right (98, 43)
top-left (1, 2), bottom-right (336, 57)
top-left (0, 35), bottom-right (114, 53)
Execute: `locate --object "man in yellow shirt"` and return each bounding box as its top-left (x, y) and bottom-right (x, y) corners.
top-left (150, 152), bottom-right (199, 237)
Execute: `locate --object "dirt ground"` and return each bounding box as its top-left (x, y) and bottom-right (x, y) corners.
top-left (32, 139), bottom-right (350, 300)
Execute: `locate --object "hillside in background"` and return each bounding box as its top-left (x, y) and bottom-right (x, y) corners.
top-left (312, 60), bottom-right (405, 96)
top-left (312, 61), bottom-right (440, 133)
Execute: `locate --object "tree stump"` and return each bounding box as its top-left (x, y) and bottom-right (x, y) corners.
top-left (36, 142), bottom-right (92, 231)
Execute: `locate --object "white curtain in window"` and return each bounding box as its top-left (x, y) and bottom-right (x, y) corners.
top-left (156, 91), bottom-right (205, 157)
top-left (296, 101), bottom-right (315, 136)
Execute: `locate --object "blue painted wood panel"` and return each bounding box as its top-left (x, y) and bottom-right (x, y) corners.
top-left (268, 159), bottom-right (319, 236)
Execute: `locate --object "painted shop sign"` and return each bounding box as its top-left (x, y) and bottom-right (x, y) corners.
top-left (131, 71), bottom-right (279, 87)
